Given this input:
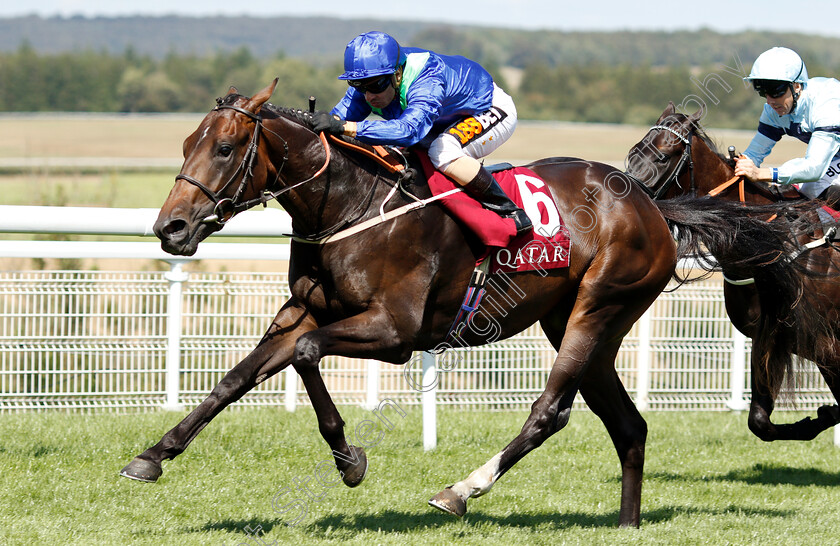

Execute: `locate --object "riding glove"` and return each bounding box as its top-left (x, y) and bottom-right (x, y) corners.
top-left (311, 112), bottom-right (345, 136)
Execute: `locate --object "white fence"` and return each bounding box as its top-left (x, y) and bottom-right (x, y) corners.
top-left (0, 206), bottom-right (836, 418)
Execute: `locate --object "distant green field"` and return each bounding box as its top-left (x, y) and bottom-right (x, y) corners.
top-left (0, 115), bottom-right (202, 160)
top-left (1, 408), bottom-right (839, 545)
top-left (0, 114), bottom-right (808, 272)
top-left (0, 115), bottom-right (807, 211)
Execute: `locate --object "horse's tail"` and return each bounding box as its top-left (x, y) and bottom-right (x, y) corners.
top-left (654, 196), bottom-right (801, 279)
top-left (654, 196), bottom-right (833, 394)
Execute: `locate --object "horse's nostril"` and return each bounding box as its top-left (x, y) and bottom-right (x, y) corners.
top-left (162, 219), bottom-right (187, 237)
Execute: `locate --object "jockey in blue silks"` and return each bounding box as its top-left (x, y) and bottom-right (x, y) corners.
top-left (310, 31), bottom-right (532, 234)
top-left (736, 47), bottom-right (840, 204)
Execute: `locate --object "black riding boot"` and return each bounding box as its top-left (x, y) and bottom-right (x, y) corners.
top-left (462, 167), bottom-right (532, 235)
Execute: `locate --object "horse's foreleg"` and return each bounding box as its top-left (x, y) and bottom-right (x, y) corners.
top-left (289, 307), bottom-right (409, 487)
top-left (120, 299), bottom-right (316, 482)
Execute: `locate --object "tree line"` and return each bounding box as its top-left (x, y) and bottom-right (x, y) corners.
top-left (1, 43), bottom-right (837, 129)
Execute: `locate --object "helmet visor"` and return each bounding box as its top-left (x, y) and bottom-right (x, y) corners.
top-left (347, 75), bottom-right (392, 94)
top-left (753, 80), bottom-right (790, 99)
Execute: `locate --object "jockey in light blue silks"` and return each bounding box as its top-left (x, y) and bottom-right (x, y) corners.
top-left (736, 47), bottom-right (840, 204)
top-left (310, 31), bottom-right (532, 234)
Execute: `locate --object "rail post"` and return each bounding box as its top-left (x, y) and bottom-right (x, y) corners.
top-left (727, 327), bottom-right (748, 411)
top-left (635, 310), bottom-right (651, 411)
top-left (364, 359), bottom-right (380, 410)
top-left (162, 260), bottom-right (188, 411)
top-left (284, 367), bottom-right (297, 412)
top-left (422, 351), bottom-right (437, 451)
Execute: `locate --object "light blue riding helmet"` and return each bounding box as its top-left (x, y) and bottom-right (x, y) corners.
top-left (338, 31), bottom-right (406, 81)
top-left (744, 47), bottom-right (809, 84)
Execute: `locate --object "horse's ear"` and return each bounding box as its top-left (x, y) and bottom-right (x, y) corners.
top-left (246, 78), bottom-right (279, 114)
top-left (227, 86), bottom-right (238, 96)
top-left (657, 101), bottom-right (677, 121)
top-left (688, 107), bottom-right (704, 125)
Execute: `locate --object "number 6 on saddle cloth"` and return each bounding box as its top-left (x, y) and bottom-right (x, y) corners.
top-left (414, 151), bottom-right (572, 345)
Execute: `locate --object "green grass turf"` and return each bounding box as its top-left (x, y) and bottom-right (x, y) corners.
top-left (1, 407), bottom-right (839, 545)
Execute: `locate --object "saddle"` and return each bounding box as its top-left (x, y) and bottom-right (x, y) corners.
top-left (328, 135), bottom-right (572, 272)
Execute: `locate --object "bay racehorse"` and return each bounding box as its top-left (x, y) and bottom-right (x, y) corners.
top-left (121, 82), bottom-right (813, 527)
top-left (626, 102), bottom-right (840, 444)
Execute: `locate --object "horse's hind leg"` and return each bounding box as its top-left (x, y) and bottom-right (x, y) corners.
top-left (578, 352), bottom-right (647, 528)
top-left (748, 353), bottom-right (840, 442)
top-left (429, 305), bottom-right (640, 524)
top-left (429, 374), bottom-right (578, 520)
top-left (120, 298), bottom-right (316, 482)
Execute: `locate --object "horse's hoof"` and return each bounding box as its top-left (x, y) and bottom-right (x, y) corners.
top-left (341, 445), bottom-right (368, 488)
top-left (428, 487), bottom-right (467, 517)
top-left (119, 457), bottom-right (162, 483)
top-left (818, 404), bottom-right (840, 425)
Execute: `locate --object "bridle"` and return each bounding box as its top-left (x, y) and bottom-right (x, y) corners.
top-left (631, 122), bottom-right (837, 283)
top-left (175, 103), bottom-right (330, 226)
top-left (627, 124), bottom-right (695, 200)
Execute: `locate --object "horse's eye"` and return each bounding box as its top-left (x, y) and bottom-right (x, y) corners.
top-left (218, 144), bottom-right (233, 157)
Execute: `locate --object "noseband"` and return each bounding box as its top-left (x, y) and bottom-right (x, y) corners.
top-left (175, 104), bottom-right (329, 226)
top-left (628, 124), bottom-right (695, 200)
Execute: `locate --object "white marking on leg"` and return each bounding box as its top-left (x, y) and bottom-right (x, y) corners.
top-left (450, 452), bottom-right (503, 500)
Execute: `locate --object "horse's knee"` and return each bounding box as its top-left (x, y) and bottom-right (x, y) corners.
top-left (318, 414), bottom-right (346, 441)
top-left (748, 409), bottom-right (776, 442)
top-left (624, 421), bottom-right (647, 460)
top-left (523, 403), bottom-right (571, 445)
top-left (553, 406), bottom-right (572, 433)
top-left (609, 417), bottom-right (647, 469)
top-left (292, 334), bottom-right (322, 369)
top-left (818, 404), bottom-right (840, 426)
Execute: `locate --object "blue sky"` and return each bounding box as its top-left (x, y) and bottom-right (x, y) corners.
top-left (2, 1), bottom-right (839, 38)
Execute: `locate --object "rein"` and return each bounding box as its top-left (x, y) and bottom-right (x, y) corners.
top-left (634, 123), bottom-right (838, 286)
top-left (177, 102), bottom-right (416, 236)
top-left (631, 124), bottom-right (757, 285)
top-left (176, 104), bottom-right (330, 226)
top-left (177, 101), bottom-right (434, 244)
top-left (707, 174), bottom-right (746, 202)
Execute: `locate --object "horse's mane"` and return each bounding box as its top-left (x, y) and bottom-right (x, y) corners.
top-left (262, 102), bottom-right (315, 127)
top-left (215, 92), bottom-right (315, 128)
top-left (260, 99), bottom-right (411, 171)
top-left (686, 119), bottom-right (733, 167)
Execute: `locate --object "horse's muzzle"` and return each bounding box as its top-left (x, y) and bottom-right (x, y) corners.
top-left (153, 216), bottom-right (199, 256)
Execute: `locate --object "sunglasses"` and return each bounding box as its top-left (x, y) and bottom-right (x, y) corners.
top-left (347, 75), bottom-right (392, 94)
top-left (755, 83), bottom-right (789, 99)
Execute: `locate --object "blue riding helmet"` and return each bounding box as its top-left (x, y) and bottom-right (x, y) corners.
top-left (339, 31), bottom-right (406, 81)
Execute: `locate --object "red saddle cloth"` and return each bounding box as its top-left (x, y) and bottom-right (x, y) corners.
top-left (821, 205), bottom-right (840, 221)
top-left (789, 183), bottom-right (840, 222)
top-left (416, 152), bottom-right (571, 273)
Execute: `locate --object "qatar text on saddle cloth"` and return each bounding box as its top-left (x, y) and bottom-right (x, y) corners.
top-left (416, 152), bottom-right (571, 273)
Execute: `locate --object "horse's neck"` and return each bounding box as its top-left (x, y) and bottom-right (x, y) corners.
top-left (689, 140), bottom-right (774, 204)
top-left (264, 121), bottom-right (382, 236)
top-left (692, 141), bottom-right (734, 194)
